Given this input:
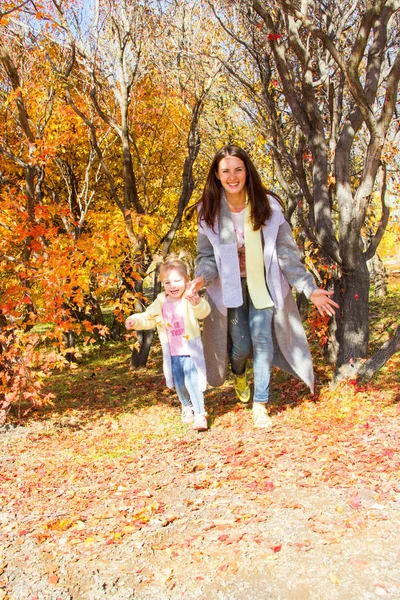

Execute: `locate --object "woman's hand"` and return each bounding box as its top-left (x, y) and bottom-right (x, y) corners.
top-left (125, 315), bottom-right (137, 330)
top-left (187, 276), bottom-right (205, 294)
top-left (309, 289), bottom-right (339, 317)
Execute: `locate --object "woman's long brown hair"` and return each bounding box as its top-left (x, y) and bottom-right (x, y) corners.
top-left (198, 145), bottom-right (274, 231)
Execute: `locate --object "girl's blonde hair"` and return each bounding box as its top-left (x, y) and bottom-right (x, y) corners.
top-left (159, 258), bottom-right (189, 282)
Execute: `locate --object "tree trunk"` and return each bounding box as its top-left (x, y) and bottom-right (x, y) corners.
top-left (63, 330), bottom-right (76, 363)
top-left (324, 279), bottom-right (341, 365)
top-left (335, 259), bottom-right (370, 371)
top-left (110, 256), bottom-right (143, 341)
top-left (130, 330), bottom-right (155, 368)
top-left (296, 292), bottom-right (308, 321)
top-left (367, 253), bottom-right (388, 298)
top-left (128, 102), bottom-right (202, 368)
top-left (357, 325), bottom-right (400, 383)
top-left (129, 278), bottom-right (161, 368)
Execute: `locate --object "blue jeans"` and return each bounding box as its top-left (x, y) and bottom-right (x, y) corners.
top-left (171, 355), bottom-right (205, 415)
top-left (228, 280), bottom-right (274, 404)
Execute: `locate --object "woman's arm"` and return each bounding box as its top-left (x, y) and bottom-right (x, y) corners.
top-left (195, 231), bottom-right (219, 286)
top-left (276, 221), bottom-right (338, 316)
top-left (275, 220), bottom-right (317, 298)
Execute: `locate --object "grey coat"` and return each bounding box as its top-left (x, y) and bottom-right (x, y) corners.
top-left (195, 195), bottom-right (318, 392)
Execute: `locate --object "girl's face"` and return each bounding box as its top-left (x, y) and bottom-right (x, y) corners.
top-left (162, 268), bottom-right (187, 301)
top-left (216, 156), bottom-right (247, 198)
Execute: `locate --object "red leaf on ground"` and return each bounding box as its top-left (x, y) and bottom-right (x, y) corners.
top-left (347, 493), bottom-right (362, 509)
top-left (219, 533), bottom-right (245, 545)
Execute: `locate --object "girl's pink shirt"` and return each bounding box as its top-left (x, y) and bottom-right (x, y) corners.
top-left (162, 298), bottom-right (189, 356)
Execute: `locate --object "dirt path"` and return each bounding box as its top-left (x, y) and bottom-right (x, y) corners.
top-left (1, 368), bottom-right (399, 600)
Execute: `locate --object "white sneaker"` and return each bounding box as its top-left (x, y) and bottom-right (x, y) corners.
top-left (252, 402), bottom-right (272, 428)
top-left (181, 405), bottom-right (194, 424)
top-left (193, 413), bottom-right (208, 431)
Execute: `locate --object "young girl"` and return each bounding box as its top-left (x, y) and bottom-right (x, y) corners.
top-left (126, 258), bottom-right (211, 431)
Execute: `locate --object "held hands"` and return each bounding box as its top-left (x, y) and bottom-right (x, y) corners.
top-left (184, 287), bottom-right (201, 306)
top-left (186, 276), bottom-right (204, 295)
top-left (125, 315), bottom-right (137, 330)
top-left (309, 289), bottom-right (339, 317)
top-left (184, 276), bottom-right (204, 306)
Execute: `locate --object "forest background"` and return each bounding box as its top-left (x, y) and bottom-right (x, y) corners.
top-left (1, 1), bottom-right (400, 598)
top-left (0, 0), bottom-right (399, 422)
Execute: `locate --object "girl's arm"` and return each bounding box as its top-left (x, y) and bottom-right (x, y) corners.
top-left (125, 315), bottom-right (137, 330)
top-left (125, 309), bottom-right (159, 331)
top-left (189, 296), bottom-right (211, 320)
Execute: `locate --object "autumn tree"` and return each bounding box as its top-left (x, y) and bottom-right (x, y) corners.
top-left (0, 3), bottom-right (126, 419)
top-left (42, 0), bottom-right (223, 365)
top-left (0, 4), bottom-right (67, 420)
top-left (209, 0), bottom-right (400, 376)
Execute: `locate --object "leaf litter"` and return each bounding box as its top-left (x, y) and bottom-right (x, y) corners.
top-left (1, 291), bottom-right (399, 599)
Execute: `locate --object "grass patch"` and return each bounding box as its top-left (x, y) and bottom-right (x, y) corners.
top-left (369, 278), bottom-right (400, 352)
top-left (9, 277), bottom-right (399, 426)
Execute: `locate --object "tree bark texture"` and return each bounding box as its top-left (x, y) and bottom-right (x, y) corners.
top-left (243, 0), bottom-right (400, 372)
top-left (357, 325), bottom-right (400, 383)
top-left (335, 260), bottom-right (370, 369)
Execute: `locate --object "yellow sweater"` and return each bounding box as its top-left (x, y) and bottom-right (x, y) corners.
top-left (130, 292), bottom-right (211, 390)
top-left (131, 292), bottom-right (210, 342)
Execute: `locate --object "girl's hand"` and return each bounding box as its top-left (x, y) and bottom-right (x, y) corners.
top-left (185, 290), bottom-right (201, 306)
top-left (125, 315), bottom-right (137, 330)
top-left (310, 289), bottom-right (339, 317)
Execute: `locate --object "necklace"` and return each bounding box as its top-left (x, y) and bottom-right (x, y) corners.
top-left (226, 190), bottom-right (248, 213)
top-left (227, 201), bottom-right (246, 213)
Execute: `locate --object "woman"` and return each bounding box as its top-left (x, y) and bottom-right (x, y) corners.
top-left (189, 145), bottom-right (338, 428)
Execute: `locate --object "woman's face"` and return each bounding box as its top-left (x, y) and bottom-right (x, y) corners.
top-left (216, 156), bottom-right (247, 198)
